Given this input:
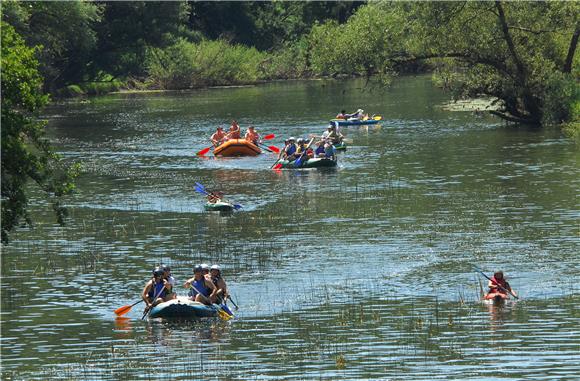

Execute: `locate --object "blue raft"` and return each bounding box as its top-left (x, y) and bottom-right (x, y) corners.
top-left (149, 297), bottom-right (219, 319)
top-left (330, 118), bottom-right (380, 126)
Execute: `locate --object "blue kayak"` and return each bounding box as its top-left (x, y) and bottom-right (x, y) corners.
top-left (149, 297), bottom-right (219, 319)
top-left (330, 118), bottom-right (380, 126)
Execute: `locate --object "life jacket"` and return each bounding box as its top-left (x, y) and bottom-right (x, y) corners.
top-left (285, 144), bottom-right (296, 156)
top-left (148, 280), bottom-right (166, 300)
top-left (192, 278), bottom-right (210, 297)
top-left (490, 276), bottom-right (508, 293)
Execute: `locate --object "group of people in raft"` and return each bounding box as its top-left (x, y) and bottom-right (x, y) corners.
top-left (210, 120), bottom-right (261, 147)
top-left (142, 263), bottom-right (230, 311)
top-left (335, 108), bottom-right (371, 120)
top-left (277, 121), bottom-right (345, 163)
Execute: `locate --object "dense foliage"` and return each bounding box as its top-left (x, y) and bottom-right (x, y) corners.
top-left (1, 22), bottom-right (78, 242)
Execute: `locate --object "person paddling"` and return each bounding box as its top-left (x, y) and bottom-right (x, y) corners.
top-left (283, 137), bottom-right (297, 160)
top-left (209, 264), bottom-right (229, 304)
top-left (336, 109), bottom-right (348, 119)
top-left (244, 126), bottom-right (261, 145)
top-left (141, 267), bottom-right (169, 311)
top-left (225, 120), bottom-right (241, 140)
top-left (485, 271), bottom-right (517, 299)
top-left (322, 124), bottom-right (343, 145)
top-left (161, 265), bottom-right (177, 300)
top-left (184, 265), bottom-right (217, 305)
top-left (207, 191), bottom-right (224, 204)
top-left (210, 126), bottom-right (226, 147)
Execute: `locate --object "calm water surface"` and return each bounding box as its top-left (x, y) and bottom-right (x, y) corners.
top-left (1, 76), bottom-right (579, 380)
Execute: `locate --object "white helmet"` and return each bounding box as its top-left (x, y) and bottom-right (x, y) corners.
top-left (200, 263), bottom-right (209, 271)
top-left (211, 264), bottom-right (221, 271)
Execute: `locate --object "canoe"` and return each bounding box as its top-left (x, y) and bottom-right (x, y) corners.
top-left (279, 158), bottom-right (337, 169)
top-left (204, 201), bottom-right (234, 212)
top-left (334, 141), bottom-right (347, 151)
top-left (213, 139), bottom-right (261, 157)
top-left (330, 118), bottom-right (380, 126)
top-left (149, 297), bottom-right (219, 319)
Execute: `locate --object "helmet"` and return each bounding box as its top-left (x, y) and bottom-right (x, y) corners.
top-left (200, 263), bottom-right (210, 272)
top-left (210, 264), bottom-right (221, 271)
top-left (153, 267), bottom-right (164, 277)
top-left (297, 138), bottom-right (304, 144)
top-left (288, 137), bottom-right (295, 141)
top-left (193, 265), bottom-right (203, 273)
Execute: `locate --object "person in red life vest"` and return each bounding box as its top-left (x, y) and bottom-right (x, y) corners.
top-left (210, 126), bottom-right (226, 147)
top-left (225, 120), bottom-right (241, 140)
top-left (207, 191), bottom-right (223, 204)
top-left (336, 109), bottom-right (348, 119)
top-left (244, 125), bottom-right (261, 145)
top-left (486, 271), bottom-right (517, 299)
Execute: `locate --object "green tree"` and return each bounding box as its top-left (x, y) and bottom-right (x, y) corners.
top-left (1, 22), bottom-right (78, 243)
top-left (2, 0), bottom-right (103, 92)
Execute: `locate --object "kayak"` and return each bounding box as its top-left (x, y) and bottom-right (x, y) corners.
top-left (278, 158), bottom-right (337, 169)
top-left (484, 292), bottom-right (509, 303)
top-left (213, 139), bottom-right (261, 157)
top-left (330, 118), bottom-right (380, 126)
top-left (204, 201), bottom-right (235, 212)
top-left (334, 141), bottom-right (347, 151)
top-left (149, 297), bottom-right (219, 319)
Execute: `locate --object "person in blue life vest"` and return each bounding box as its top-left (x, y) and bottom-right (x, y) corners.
top-left (141, 267), bottom-right (169, 311)
top-left (283, 137), bottom-right (297, 160)
top-left (315, 139), bottom-right (326, 157)
top-left (184, 265), bottom-right (217, 305)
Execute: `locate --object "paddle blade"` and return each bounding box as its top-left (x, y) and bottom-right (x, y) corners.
top-left (195, 182), bottom-right (207, 192)
top-left (263, 134), bottom-right (275, 140)
top-left (373, 115), bottom-right (382, 121)
top-left (233, 204), bottom-right (243, 210)
top-left (268, 145), bottom-right (280, 153)
top-left (114, 305), bottom-right (133, 316)
top-left (194, 186), bottom-right (206, 195)
top-left (217, 308), bottom-right (233, 321)
top-left (272, 163), bottom-right (283, 170)
top-left (196, 147), bottom-right (211, 156)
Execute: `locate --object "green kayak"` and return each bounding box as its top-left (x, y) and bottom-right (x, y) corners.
top-left (279, 158), bottom-right (337, 169)
top-left (204, 201), bottom-right (234, 212)
top-left (334, 142), bottom-right (347, 151)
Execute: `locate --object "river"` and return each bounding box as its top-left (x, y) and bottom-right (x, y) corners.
top-left (1, 76), bottom-right (578, 380)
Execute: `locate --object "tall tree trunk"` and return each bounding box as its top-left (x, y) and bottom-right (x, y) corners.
top-left (563, 23), bottom-right (579, 74)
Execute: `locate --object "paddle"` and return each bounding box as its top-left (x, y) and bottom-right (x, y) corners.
top-left (473, 266), bottom-right (519, 299)
top-left (226, 294), bottom-right (239, 310)
top-left (373, 115), bottom-right (382, 121)
top-left (114, 299), bottom-right (143, 317)
top-left (194, 182), bottom-right (242, 210)
top-left (190, 284), bottom-right (233, 321)
top-left (196, 146), bottom-right (212, 156)
top-left (294, 138), bottom-right (315, 167)
top-left (256, 142), bottom-right (280, 153)
top-left (262, 134), bottom-right (275, 140)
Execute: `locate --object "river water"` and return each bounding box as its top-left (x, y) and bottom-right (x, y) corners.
top-left (1, 76), bottom-right (578, 380)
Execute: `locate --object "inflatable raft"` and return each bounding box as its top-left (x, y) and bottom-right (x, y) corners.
top-left (204, 201), bottom-right (235, 212)
top-left (278, 158), bottom-right (337, 169)
top-left (149, 297), bottom-right (219, 319)
top-left (331, 118), bottom-right (380, 126)
top-left (334, 141), bottom-right (347, 151)
top-left (213, 139), bottom-right (261, 157)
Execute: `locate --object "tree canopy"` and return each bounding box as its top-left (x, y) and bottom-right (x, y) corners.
top-left (1, 22), bottom-right (78, 243)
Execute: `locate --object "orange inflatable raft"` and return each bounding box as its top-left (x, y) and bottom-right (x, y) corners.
top-left (213, 139), bottom-right (261, 157)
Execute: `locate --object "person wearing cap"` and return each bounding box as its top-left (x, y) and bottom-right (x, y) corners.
top-left (244, 126), bottom-right (261, 145)
top-left (209, 265), bottom-right (229, 304)
top-left (161, 265), bottom-right (176, 300)
top-left (347, 108), bottom-right (365, 120)
top-left (322, 124), bottom-right (343, 145)
top-left (324, 141), bottom-right (336, 160)
top-left (282, 137), bottom-right (297, 160)
top-left (141, 267), bottom-right (170, 310)
top-left (225, 120), bottom-right (241, 140)
top-left (210, 126), bottom-right (226, 147)
top-left (184, 265), bottom-right (217, 305)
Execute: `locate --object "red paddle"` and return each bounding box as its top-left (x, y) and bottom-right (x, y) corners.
top-left (273, 163), bottom-right (283, 170)
top-left (196, 146), bottom-right (212, 156)
top-left (267, 145), bottom-right (280, 153)
top-left (263, 134), bottom-right (275, 140)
